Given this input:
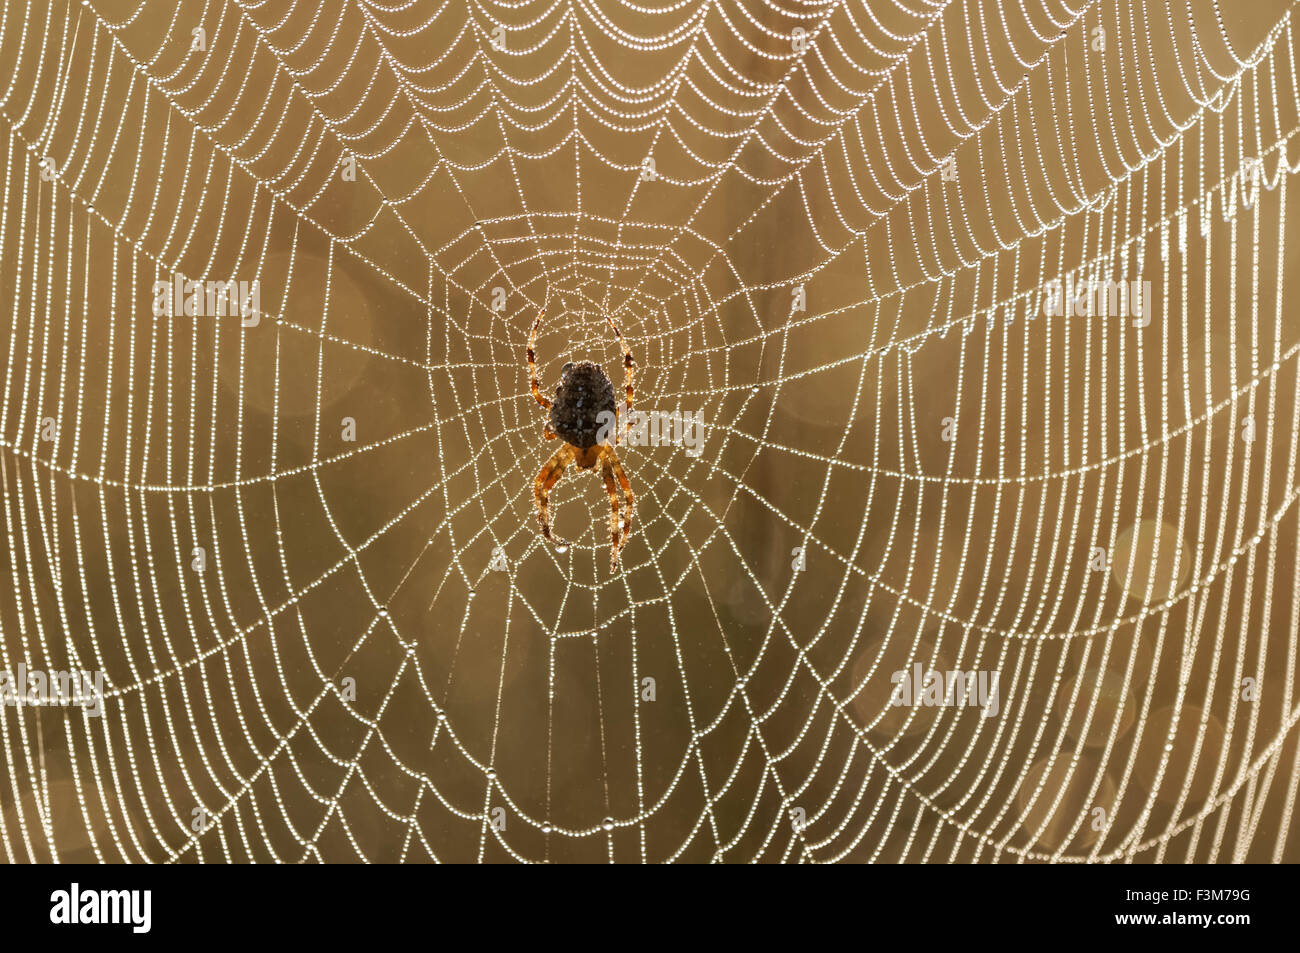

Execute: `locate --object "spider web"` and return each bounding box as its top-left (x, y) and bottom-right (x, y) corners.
top-left (1, 0), bottom-right (1299, 863)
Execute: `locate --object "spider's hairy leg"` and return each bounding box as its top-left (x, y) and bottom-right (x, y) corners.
top-left (600, 457), bottom-right (622, 570)
top-left (528, 309), bottom-right (551, 410)
top-left (544, 420), bottom-right (558, 439)
top-left (606, 447), bottom-right (635, 565)
top-left (605, 314), bottom-right (635, 443)
top-left (535, 443), bottom-right (576, 549)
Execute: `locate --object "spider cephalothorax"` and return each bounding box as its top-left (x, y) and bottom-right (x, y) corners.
top-left (549, 361), bottom-right (617, 449)
top-left (528, 309), bottom-right (636, 569)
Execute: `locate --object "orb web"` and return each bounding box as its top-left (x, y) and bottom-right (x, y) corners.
top-left (0, 0), bottom-right (1298, 863)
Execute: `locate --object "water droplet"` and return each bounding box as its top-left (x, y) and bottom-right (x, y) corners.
top-left (555, 542), bottom-right (569, 554)
top-left (602, 818), bottom-right (614, 832)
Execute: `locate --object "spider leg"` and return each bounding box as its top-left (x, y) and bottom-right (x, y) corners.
top-left (605, 314), bottom-right (635, 444)
top-left (605, 447), bottom-right (635, 565)
top-left (600, 456), bottom-right (622, 570)
top-left (543, 420), bottom-right (558, 440)
top-left (528, 309), bottom-right (551, 410)
top-left (534, 443), bottom-right (575, 549)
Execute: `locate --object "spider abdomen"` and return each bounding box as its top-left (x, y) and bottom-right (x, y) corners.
top-left (550, 360), bottom-right (617, 449)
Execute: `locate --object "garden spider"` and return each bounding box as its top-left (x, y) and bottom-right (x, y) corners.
top-left (528, 308), bottom-right (636, 569)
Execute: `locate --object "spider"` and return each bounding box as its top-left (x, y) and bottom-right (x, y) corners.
top-left (528, 308), bottom-right (636, 569)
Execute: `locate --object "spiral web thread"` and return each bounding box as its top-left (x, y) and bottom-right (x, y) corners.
top-left (0, 0), bottom-right (1299, 863)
